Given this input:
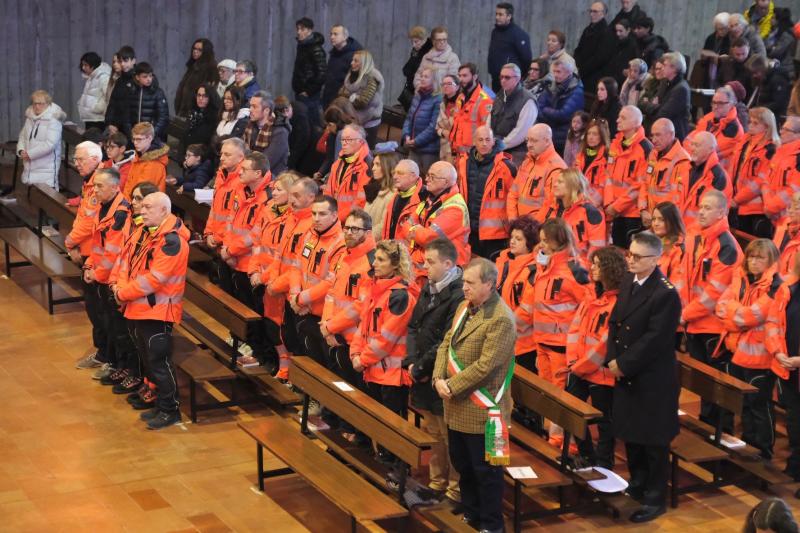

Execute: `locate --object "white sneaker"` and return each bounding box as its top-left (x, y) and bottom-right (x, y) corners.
top-left (238, 343), bottom-right (253, 357)
top-left (92, 363), bottom-right (112, 380)
top-left (76, 352), bottom-right (101, 369)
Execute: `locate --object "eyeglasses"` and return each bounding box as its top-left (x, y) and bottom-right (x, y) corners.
top-left (433, 38), bottom-right (447, 43)
top-left (234, 69), bottom-right (247, 74)
top-left (426, 173), bottom-right (448, 181)
top-left (72, 156), bottom-right (89, 163)
top-left (588, 8), bottom-right (604, 13)
top-left (441, 81), bottom-right (456, 87)
top-left (341, 137), bottom-right (361, 144)
top-left (625, 251), bottom-right (658, 262)
top-left (499, 75), bottom-right (518, 80)
top-left (343, 225), bottom-right (367, 233)
top-left (711, 100), bottom-right (730, 106)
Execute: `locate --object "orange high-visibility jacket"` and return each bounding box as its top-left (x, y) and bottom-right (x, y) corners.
top-left (100, 156), bottom-right (133, 195)
top-left (765, 275), bottom-right (798, 380)
top-left (717, 265), bottom-right (785, 369)
top-left (682, 150), bottom-right (731, 230)
top-left (692, 107), bottom-right (745, 175)
top-left (65, 172), bottom-right (99, 257)
top-left (223, 179), bottom-right (271, 273)
top-left (292, 222), bottom-right (347, 317)
top-left (204, 163), bottom-right (243, 244)
top-left (516, 248), bottom-right (592, 348)
top-left (681, 217), bottom-right (743, 334)
top-left (324, 142), bottom-right (372, 222)
top-left (449, 83), bottom-right (493, 156)
top-left (115, 214), bottom-right (190, 324)
top-left (351, 275), bottom-right (418, 386)
top-left (537, 197), bottom-right (606, 261)
top-left (660, 237), bottom-right (687, 301)
top-left (321, 234), bottom-right (376, 344)
top-left (495, 249), bottom-right (537, 355)
top-left (764, 139), bottom-right (800, 220)
top-left (123, 143), bottom-right (169, 200)
top-left (604, 127), bottom-right (653, 218)
top-left (507, 145), bottom-right (567, 220)
top-left (730, 136), bottom-right (777, 216)
top-left (381, 180), bottom-right (424, 244)
top-left (411, 185), bottom-right (471, 269)
top-left (566, 288), bottom-right (618, 386)
top-left (108, 212), bottom-right (145, 287)
top-left (774, 219), bottom-right (800, 276)
top-left (639, 139), bottom-right (691, 213)
top-left (574, 145), bottom-right (609, 208)
top-left (85, 192), bottom-right (131, 284)
top-left (457, 151), bottom-right (515, 240)
top-left (264, 207), bottom-right (314, 301)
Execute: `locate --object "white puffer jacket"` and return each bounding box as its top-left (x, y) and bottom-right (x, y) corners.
top-left (17, 103), bottom-right (66, 189)
top-left (77, 62), bottom-right (111, 122)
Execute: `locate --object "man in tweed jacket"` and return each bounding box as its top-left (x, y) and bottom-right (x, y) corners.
top-left (433, 257), bottom-right (516, 533)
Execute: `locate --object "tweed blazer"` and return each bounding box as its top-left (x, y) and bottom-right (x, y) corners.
top-left (433, 291), bottom-right (517, 434)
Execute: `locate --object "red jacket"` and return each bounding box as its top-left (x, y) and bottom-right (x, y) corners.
top-left (205, 163), bottom-right (243, 244)
top-left (85, 192), bottom-right (131, 284)
top-left (115, 214), bottom-right (190, 324)
top-left (537, 197), bottom-right (606, 262)
top-left (574, 145), bottom-right (608, 208)
top-left (692, 107), bottom-right (745, 175)
top-left (223, 179), bottom-right (270, 273)
top-left (682, 217), bottom-right (743, 334)
top-left (292, 222), bottom-right (347, 318)
top-left (566, 288), bottom-right (617, 386)
top-left (65, 173), bottom-right (99, 257)
top-left (730, 136), bottom-right (777, 216)
top-left (324, 142), bottom-right (372, 222)
top-left (764, 139), bottom-right (800, 220)
top-left (638, 139), bottom-right (691, 213)
top-left (321, 234), bottom-right (376, 343)
top-left (681, 150), bottom-right (731, 230)
top-left (449, 83), bottom-right (493, 156)
top-left (351, 275), bottom-right (418, 386)
top-left (774, 219), bottom-right (800, 277)
top-left (604, 127), bottom-right (653, 218)
top-left (410, 185), bottom-right (471, 270)
top-left (495, 249), bottom-right (537, 355)
top-left (507, 145), bottom-right (567, 220)
top-left (381, 180), bottom-right (423, 244)
top-left (456, 151), bottom-right (515, 240)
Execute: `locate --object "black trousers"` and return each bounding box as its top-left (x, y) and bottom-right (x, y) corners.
top-left (566, 375), bottom-right (615, 468)
top-left (469, 234), bottom-right (506, 261)
top-left (296, 313), bottom-right (330, 369)
top-left (231, 271), bottom-right (270, 360)
top-left (365, 382), bottom-right (408, 419)
top-left (131, 320), bottom-right (178, 414)
top-left (686, 333), bottom-right (734, 433)
top-left (448, 428), bottom-right (505, 531)
top-left (281, 302), bottom-right (304, 356)
top-left (734, 213), bottom-right (774, 239)
top-left (611, 217), bottom-right (642, 249)
top-left (778, 370), bottom-right (800, 479)
top-left (98, 284), bottom-right (138, 376)
top-left (729, 364), bottom-right (776, 458)
top-left (82, 278), bottom-right (108, 362)
top-left (625, 442), bottom-right (670, 507)
top-left (211, 257), bottom-right (234, 296)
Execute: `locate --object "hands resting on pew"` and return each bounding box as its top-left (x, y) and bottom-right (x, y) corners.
top-left (68, 248), bottom-right (82, 264)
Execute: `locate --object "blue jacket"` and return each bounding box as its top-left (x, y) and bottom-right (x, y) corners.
top-left (538, 75), bottom-right (585, 151)
top-left (402, 90), bottom-right (442, 154)
top-left (322, 37), bottom-right (363, 107)
top-left (488, 22), bottom-right (533, 81)
top-left (177, 159), bottom-right (213, 192)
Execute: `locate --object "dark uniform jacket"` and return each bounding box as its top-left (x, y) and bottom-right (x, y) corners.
top-left (606, 268), bottom-right (682, 446)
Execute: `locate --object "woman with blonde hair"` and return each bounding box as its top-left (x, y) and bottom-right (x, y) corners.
top-left (435, 73), bottom-right (460, 163)
top-left (731, 106), bottom-right (780, 238)
top-left (573, 118), bottom-right (611, 207)
top-left (364, 151), bottom-right (400, 239)
top-left (16, 90), bottom-right (67, 192)
top-left (538, 168), bottom-right (606, 262)
top-left (339, 49), bottom-right (385, 148)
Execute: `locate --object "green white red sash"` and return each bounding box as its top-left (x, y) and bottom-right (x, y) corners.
top-left (447, 306), bottom-right (515, 465)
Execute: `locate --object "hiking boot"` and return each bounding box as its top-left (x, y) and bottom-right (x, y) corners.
top-left (113, 375), bottom-right (143, 394)
top-left (139, 408), bottom-right (161, 421)
top-left (130, 388), bottom-right (157, 410)
top-left (100, 368), bottom-right (128, 386)
top-left (75, 352), bottom-right (102, 369)
top-left (92, 363), bottom-right (113, 380)
top-left (146, 410), bottom-right (181, 430)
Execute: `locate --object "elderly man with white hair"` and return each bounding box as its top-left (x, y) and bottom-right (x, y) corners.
top-left (653, 52), bottom-right (690, 141)
top-left (381, 159), bottom-right (423, 243)
top-left (728, 12), bottom-right (766, 57)
top-left (113, 191), bottom-right (190, 430)
top-left (537, 54), bottom-right (585, 154)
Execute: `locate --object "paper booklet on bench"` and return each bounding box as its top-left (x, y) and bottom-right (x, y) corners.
top-left (194, 188), bottom-right (214, 205)
top-left (506, 466), bottom-right (537, 479)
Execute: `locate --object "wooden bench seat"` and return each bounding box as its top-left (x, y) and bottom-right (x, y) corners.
top-left (419, 503), bottom-right (476, 533)
top-left (166, 184), bottom-right (210, 232)
top-left (28, 184), bottom-right (76, 239)
top-left (0, 226), bottom-right (83, 313)
top-left (175, 344), bottom-right (238, 423)
top-left (239, 417), bottom-right (407, 533)
top-left (290, 355), bottom-right (437, 501)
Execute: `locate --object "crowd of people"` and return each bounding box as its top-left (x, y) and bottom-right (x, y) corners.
top-left (9, 1), bottom-right (800, 531)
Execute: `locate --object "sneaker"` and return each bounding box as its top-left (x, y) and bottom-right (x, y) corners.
top-left (238, 343), bottom-right (253, 357)
top-left (139, 408), bottom-right (161, 421)
top-left (127, 383), bottom-right (149, 404)
top-left (113, 376), bottom-right (142, 395)
top-left (307, 399), bottom-right (322, 417)
top-left (100, 368), bottom-right (128, 386)
top-left (92, 363), bottom-right (113, 380)
top-left (146, 410), bottom-right (181, 430)
top-left (75, 352), bottom-right (102, 369)
top-left (130, 388), bottom-right (157, 410)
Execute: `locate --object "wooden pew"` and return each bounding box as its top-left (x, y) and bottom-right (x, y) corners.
top-left (166, 117), bottom-right (189, 163)
top-left (289, 355), bottom-right (438, 502)
top-left (166, 184), bottom-right (210, 233)
top-left (239, 417), bottom-right (408, 533)
top-left (28, 184), bottom-right (76, 250)
top-left (0, 226), bottom-right (83, 313)
top-left (676, 352), bottom-right (794, 488)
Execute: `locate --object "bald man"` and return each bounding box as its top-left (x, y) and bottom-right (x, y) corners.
top-left (113, 191), bottom-right (191, 430)
top-left (409, 161), bottom-right (471, 280)
top-left (639, 118), bottom-right (690, 226)
top-left (606, 105), bottom-right (653, 247)
top-left (456, 125), bottom-right (516, 259)
top-left (507, 124), bottom-right (566, 221)
top-left (683, 131), bottom-right (730, 229)
top-left (382, 159), bottom-right (423, 243)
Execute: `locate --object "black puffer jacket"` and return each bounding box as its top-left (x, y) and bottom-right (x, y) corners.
top-left (322, 36), bottom-right (363, 107)
top-left (292, 32), bottom-right (328, 97)
top-left (403, 271), bottom-right (464, 414)
top-left (127, 79), bottom-right (170, 141)
top-left (105, 70), bottom-right (137, 134)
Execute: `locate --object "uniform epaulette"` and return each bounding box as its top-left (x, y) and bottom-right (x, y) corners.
top-left (661, 276), bottom-right (674, 289)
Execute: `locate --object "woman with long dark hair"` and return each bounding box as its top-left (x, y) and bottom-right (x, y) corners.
top-left (590, 77), bottom-right (621, 138)
top-left (175, 38), bottom-right (219, 117)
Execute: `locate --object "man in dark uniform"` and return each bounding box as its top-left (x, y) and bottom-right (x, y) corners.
top-left (606, 231), bottom-right (682, 523)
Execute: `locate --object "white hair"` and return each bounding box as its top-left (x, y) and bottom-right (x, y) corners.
top-left (713, 12), bottom-right (730, 27)
top-left (729, 13), bottom-right (747, 28)
top-left (76, 141), bottom-right (103, 161)
top-left (398, 159), bottom-right (420, 177)
top-left (551, 53), bottom-right (577, 75)
top-left (661, 52), bottom-right (686, 76)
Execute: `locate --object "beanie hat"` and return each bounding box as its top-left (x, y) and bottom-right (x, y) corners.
top-left (726, 80), bottom-right (746, 103)
top-left (218, 59), bottom-right (237, 70)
